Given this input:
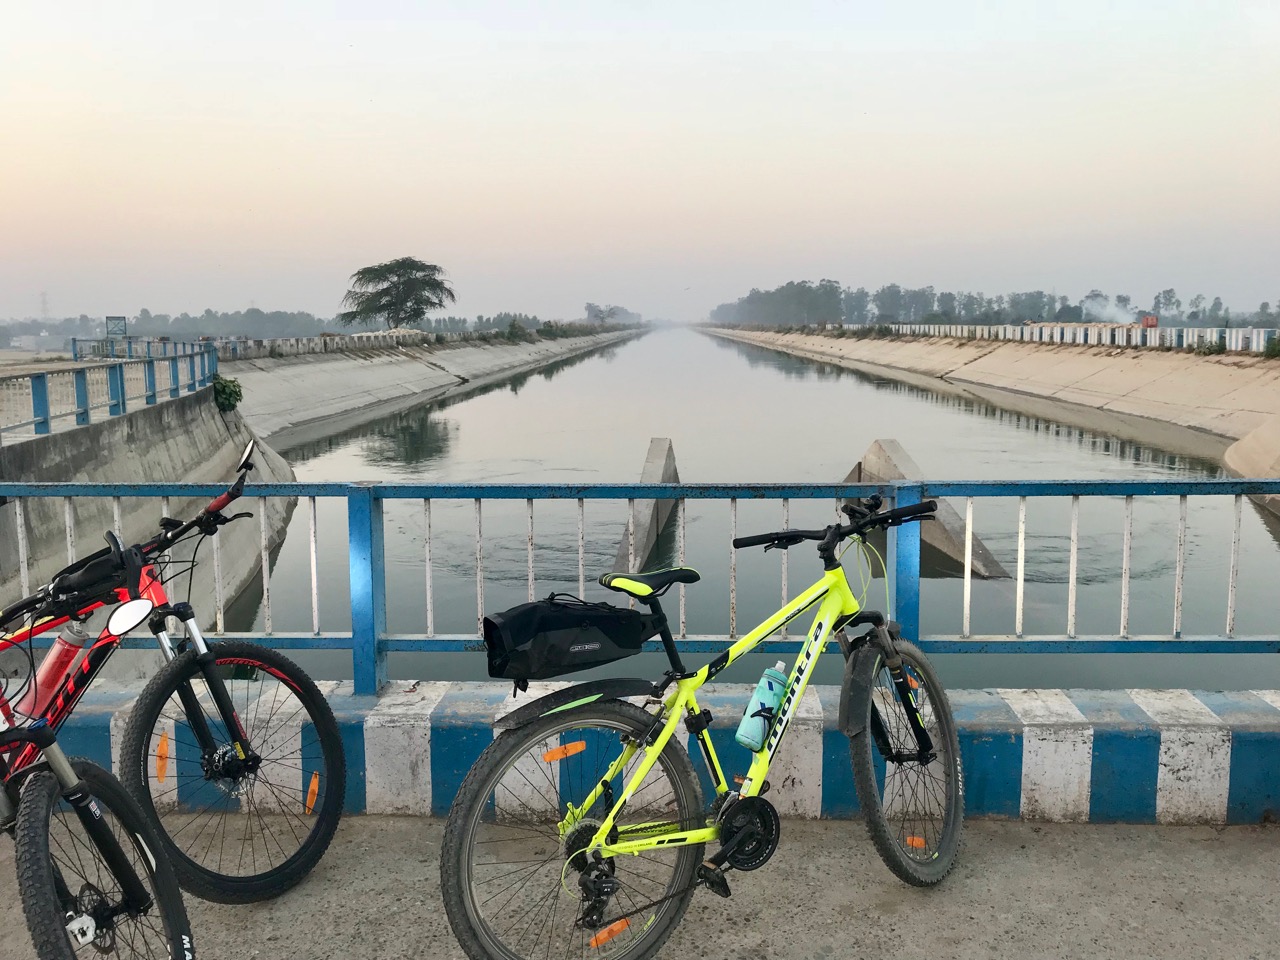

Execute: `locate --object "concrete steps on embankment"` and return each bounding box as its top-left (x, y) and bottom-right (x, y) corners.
top-left (224, 331), bottom-right (641, 449)
top-left (63, 680), bottom-right (1280, 824)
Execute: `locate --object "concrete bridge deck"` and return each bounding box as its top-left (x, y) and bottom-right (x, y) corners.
top-left (1, 817), bottom-right (1272, 959)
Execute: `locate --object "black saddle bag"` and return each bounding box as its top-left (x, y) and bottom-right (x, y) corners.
top-left (484, 593), bottom-right (663, 690)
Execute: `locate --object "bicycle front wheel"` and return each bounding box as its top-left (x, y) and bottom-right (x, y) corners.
top-left (120, 640), bottom-right (345, 903)
top-left (849, 639), bottom-right (963, 886)
top-left (441, 699), bottom-right (704, 960)
top-left (15, 759), bottom-right (195, 960)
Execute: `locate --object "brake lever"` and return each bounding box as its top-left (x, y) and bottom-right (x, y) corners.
top-left (221, 511), bottom-right (254, 524)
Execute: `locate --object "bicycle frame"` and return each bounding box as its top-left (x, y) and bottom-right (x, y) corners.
top-left (576, 563), bottom-right (862, 859)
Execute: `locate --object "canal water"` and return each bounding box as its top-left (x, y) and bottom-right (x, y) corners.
top-left (231, 329), bottom-right (1280, 689)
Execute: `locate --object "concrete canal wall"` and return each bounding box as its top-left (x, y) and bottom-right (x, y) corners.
top-left (708, 328), bottom-right (1280, 513)
top-left (61, 680), bottom-right (1280, 823)
top-left (224, 331), bottom-right (642, 449)
top-left (0, 388), bottom-right (295, 664)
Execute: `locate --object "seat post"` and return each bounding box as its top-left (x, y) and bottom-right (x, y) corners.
top-left (643, 596), bottom-right (686, 675)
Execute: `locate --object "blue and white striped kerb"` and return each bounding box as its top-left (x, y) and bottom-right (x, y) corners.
top-left (66, 683), bottom-right (1280, 823)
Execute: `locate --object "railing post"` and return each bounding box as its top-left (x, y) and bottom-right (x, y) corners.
top-left (126, 339), bottom-right (134, 359)
top-left (168, 357), bottom-right (180, 398)
top-left (107, 363), bottom-right (127, 415)
top-left (186, 354), bottom-right (197, 392)
top-left (70, 338), bottom-right (79, 361)
top-left (30, 374), bottom-right (51, 435)
top-left (144, 359), bottom-right (158, 404)
top-left (893, 483), bottom-right (923, 642)
top-left (146, 340), bottom-right (153, 358)
top-left (73, 369), bottom-right (90, 425)
top-left (348, 484), bottom-right (387, 695)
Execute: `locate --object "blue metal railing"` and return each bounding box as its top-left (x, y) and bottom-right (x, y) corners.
top-left (4, 479), bottom-right (1280, 696)
top-left (0, 348), bottom-right (218, 445)
top-left (69, 339), bottom-right (212, 362)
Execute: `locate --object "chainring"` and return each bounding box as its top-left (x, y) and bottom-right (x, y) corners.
top-left (718, 796), bottom-right (780, 871)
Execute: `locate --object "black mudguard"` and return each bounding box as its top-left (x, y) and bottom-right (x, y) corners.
top-left (496, 678), bottom-right (657, 731)
top-left (838, 645), bottom-right (881, 737)
top-left (837, 620), bottom-right (902, 737)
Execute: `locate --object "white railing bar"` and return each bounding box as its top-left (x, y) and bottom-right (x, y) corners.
top-left (526, 498), bottom-right (535, 602)
top-left (1227, 493), bottom-right (1241, 637)
top-left (729, 497), bottom-right (738, 639)
top-left (424, 499), bottom-right (434, 637)
top-left (1067, 495), bottom-right (1079, 639)
top-left (474, 499), bottom-right (484, 637)
top-left (160, 496), bottom-right (172, 568)
top-left (1120, 495), bottom-right (1133, 638)
top-left (308, 496), bottom-right (320, 635)
top-left (15, 498), bottom-right (30, 597)
top-left (1015, 496), bottom-right (1026, 638)
top-left (963, 497), bottom-right (973, 638)
top-left (260, 497), bottom-right (271, 634)
top-left (577, 498), bottom-right (585, 599)
top-left (677, 498), bottom-right (687, 638)
top-left (112, 496), bottom-right (123, 541)
top-left (64, 497), bottom-right (76, 564)
top-left (627, 498), bottom-right (636, 609)
top-left (213, 527), bottom-right (225, 632)
top-left (1174, 495), bottom-right (1187, 638)
top-left (781, 498), bottom-right (790, 638)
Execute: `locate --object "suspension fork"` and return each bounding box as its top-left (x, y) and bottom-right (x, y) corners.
top-left (173, 606), bottom-right (256, 761)
top-left (874, 625), bottom-right (934, 758)
top-left (41, 737), bottom-right (153, 915)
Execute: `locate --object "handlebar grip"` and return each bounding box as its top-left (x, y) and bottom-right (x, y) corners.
top-left (733, 532), bottom-right (782, 549)
top-left (206, 490), bottom-right (235, 514)
top-left (883, 499), bottom-right (938, 522)
top-left (55, 553), bottom-right (124, 595)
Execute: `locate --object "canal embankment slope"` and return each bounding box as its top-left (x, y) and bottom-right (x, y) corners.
top-left (707, 328), bottom-right (1280, 511)
top-left (224, 330), bottom-right (642, 450)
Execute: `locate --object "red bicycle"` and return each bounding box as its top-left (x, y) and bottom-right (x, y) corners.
top-left (0, 440), bottom-right (345, 904)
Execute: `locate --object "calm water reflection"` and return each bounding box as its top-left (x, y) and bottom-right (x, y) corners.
top-left (236, 329), bottom-right (1280, 688)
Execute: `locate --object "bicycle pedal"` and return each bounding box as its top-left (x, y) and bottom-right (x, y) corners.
top-left (697, 863), bottom-right (732, 899)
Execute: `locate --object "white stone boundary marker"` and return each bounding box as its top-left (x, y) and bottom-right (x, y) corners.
top-left (1128, 689), bottom-right (1231, 824)
top-left (364, 681), bottom-right (452, 816)
top-left (999, 689), bottom-right (1093, 822)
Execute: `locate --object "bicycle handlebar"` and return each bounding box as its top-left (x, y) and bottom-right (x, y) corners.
top-left (732, 499), bottom-right (938, 551)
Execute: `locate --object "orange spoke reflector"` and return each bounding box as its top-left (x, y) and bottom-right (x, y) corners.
top-left (588, 919), bottom-right (630, 949)
top-left (906, 835), bottom-right (927, 849)
top-left (907, 675), bottom-right (920, 690)
top-left (156, 731), bottom-right (170, 784)
top-left (542, 741), bottom-right (587, 763)
top-left (305, 772), bottom-right (321, 815)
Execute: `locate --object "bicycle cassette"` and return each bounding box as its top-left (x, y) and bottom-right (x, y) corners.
top-left (717, 795), bottom-right (780, 871)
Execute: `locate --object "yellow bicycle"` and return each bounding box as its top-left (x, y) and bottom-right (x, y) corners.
top-left (441, 496), bottom-right (963, 960)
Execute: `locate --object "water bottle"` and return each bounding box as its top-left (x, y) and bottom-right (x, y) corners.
top-left (735, 662), bottom-right (789, 751)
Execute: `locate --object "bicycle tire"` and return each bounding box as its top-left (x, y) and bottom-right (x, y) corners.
top-left (849, 639), bottom-right (963, 886)
top-left (441, 699), bottom-right (704, 960)
top-left (120, 640), bottom-right (345, 904)
top-left (15, 759), bottom-right (196, 960)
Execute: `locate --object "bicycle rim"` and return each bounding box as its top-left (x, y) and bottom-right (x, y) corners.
top-left (868, 654), bottom-right (958, 865)
top-left (457, 713), bottom-right (700, 960)
top-left (138, 654), bottom-right (338, 884)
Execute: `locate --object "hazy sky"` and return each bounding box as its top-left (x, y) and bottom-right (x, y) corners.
top-left (3, 1), bottom-right (1277, 323)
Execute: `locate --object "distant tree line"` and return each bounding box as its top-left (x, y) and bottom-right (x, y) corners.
top-left (710, 281), bottom-right (1278, 329)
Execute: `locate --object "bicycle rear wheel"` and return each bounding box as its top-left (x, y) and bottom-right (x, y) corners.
top-left (441, 700), bottom-right (704, 960)
top-left (120, 640), bottom-right (345, 903)
top-left (849, 639), bottom-right (963, 886)
top-left (15, 759), bottom-right (195, 960)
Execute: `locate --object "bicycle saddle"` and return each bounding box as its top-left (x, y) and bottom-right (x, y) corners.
top-left (598, 567), bottom-right (700, 599)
